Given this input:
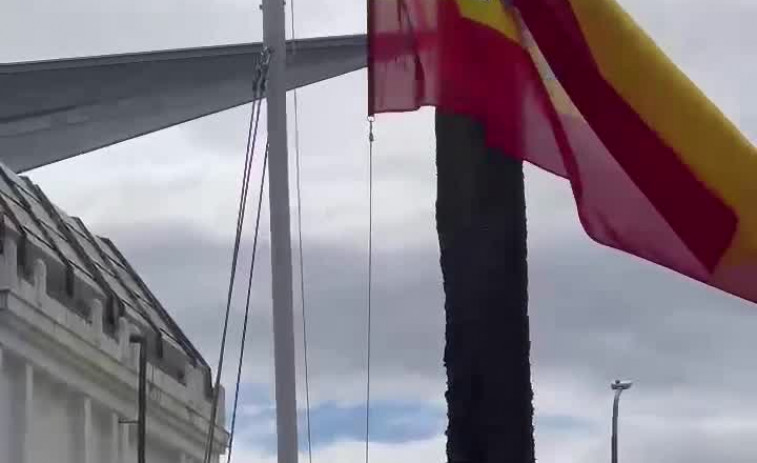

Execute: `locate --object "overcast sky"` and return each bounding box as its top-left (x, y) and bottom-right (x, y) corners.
top-left (3, 0), bottom-right (757, 462)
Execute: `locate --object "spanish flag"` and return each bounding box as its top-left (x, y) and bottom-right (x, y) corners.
top-left (369, 0), bottom-right (757, 303)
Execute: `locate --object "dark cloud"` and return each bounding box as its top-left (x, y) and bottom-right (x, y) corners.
top-left (536, 414), bottom-right (596, 434)
top-left (96, 186), bottom-right (757, 463)
top-left (529, 235), bottom-right (756, 392)
top-left (100, 216), bottom-right (446, 400)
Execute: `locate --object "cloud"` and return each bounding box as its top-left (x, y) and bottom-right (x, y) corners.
top-left (39, 148), bottom-right (757, 463)
top-left (230, 434), bottom-right (447, 463)
top-left (537, 414), bottom-right (595, 434)
top-left (0, 0), bottom-right (366, 62)
top-left (92, 215), bottom-right (447, 404)
top-left (0, 0), bottom-right (261, 61)
top-left (233, 394), bottom-right (444, 453)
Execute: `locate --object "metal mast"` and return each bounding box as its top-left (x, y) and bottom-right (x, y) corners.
top-left (611, 380), bottom-right (633, 463)
top-left (263, 0), bottom-right (299, 461)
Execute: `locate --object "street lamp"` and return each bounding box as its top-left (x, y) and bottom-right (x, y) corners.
top-left (611, 380), bottom-right (633, 463)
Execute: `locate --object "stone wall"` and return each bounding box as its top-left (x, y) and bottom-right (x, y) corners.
top-left (0, 229), bottom-right (228, 462)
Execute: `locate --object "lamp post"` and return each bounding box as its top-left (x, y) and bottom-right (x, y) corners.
top-left (130, 335), bottom-right (147, 463)
top-left (611, 380), bottom-right (632, 463)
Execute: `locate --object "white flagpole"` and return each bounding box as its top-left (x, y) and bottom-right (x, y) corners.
top-left (263, 0), bottom-right (299, 461)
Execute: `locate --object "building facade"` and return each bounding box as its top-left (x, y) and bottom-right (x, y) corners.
top-left (0, 164), bottom-right (227, 462)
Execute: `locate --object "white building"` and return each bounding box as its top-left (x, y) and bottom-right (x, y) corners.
top-left (0, 164), bottom-right (228, 462)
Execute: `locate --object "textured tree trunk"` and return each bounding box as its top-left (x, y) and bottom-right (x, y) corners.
top-left (436, 110), bottom-right (535, 463)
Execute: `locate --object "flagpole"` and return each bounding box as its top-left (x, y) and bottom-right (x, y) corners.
top-left (263, 0), bottom-right (299, 461)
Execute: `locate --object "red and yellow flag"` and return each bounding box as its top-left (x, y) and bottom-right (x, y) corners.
top-left (369, 0), bottom-right (757, 302)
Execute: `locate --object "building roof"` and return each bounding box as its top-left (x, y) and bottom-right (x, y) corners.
top-left (0, 163), bottom-right (209, 380)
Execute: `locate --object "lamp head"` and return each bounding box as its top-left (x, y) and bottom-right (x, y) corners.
top-left (611, 380), bottom-right (633, 391)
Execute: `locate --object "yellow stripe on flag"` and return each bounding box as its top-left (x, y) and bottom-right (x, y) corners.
top-left (454, 0), bottom-right (520, 42)
top-left (566, 0), bottom-right (757, 263)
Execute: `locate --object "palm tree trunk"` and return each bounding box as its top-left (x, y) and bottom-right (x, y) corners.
top-left (436, 110), bottom-right (535, 463)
